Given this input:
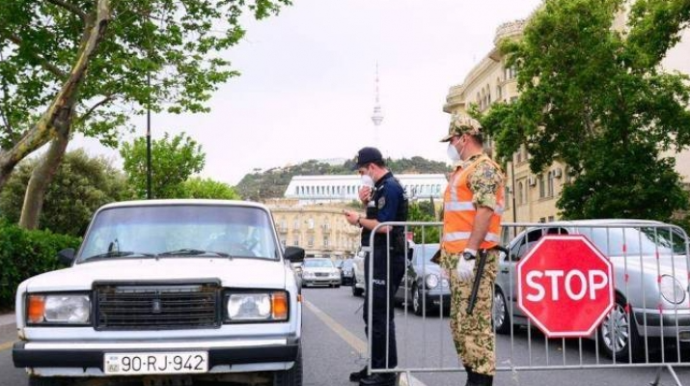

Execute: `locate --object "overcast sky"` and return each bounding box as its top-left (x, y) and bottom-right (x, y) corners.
top-left (67, 0), bottom-right (690, 187)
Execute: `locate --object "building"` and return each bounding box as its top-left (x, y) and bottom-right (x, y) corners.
top-left (443, 3), bottom-right (690, 223)
top-left (284, 174), bottom-right (448, 205)
top-left (266, 199), bottom-right (361, 260)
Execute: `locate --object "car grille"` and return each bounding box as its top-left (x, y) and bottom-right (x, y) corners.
top-left (315, 273), bottom-right (329, 277)
top-left (95, 282), bottom-right (220, 331)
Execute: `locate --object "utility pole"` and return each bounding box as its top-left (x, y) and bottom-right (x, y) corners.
top-left (146, 71), bottom-right (152, 199)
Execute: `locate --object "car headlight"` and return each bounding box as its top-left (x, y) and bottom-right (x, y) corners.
top-left (660, 275), bottom-right (686, 304)
top-left (303, 272), bottom-right (313, 278)
top-left (425, 274), bottom-right (439, 289)
top-left (331, 272), bottom-right (340, 277)
top-left (226, 292), bottom-right (288, 322)
top-left (27, 294), bottom-right (91, 325)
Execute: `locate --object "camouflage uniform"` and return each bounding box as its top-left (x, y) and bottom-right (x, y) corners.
top-left (439, 116), bottom-right (505, 377)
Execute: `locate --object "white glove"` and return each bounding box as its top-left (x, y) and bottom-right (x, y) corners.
top-left (456, 257), bottom-right (475, 282)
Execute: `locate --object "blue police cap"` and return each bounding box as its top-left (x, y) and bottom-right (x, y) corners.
top-left (352, 147), bottom-right (383, 170)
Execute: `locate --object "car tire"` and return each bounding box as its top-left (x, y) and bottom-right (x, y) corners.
top-left (598, 297), bottom-right (642, 361)
top-left (273, 344), bottom-right (303, 386)
top-left (28, 377), bottom-right (67, 386)
top-left (352, 277), bottom-right (363, 297)
top-left (335, 284), bottom-right (341, 288)
top-left (492, 289), bottom-right (512, 335)
top-left (411, 284), bottom-right (426, 316)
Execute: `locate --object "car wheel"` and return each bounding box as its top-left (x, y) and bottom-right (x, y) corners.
top-left (352, 277), bottom-right (363, 297)
top-left (28, 377), bottom-right (67, 386)
top-left (273, 344), bottom-right (303, 386)
top-left (492, 289), bottom-right (511, 335)
top-left (412, 285), bottom-right (425, 316)
top-left (598, 297), bottom-right (642, 361)
top-left (335, 284), bottom-right (341, 288)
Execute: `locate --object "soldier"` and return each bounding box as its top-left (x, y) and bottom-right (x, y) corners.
top-left (439, 116), bottom-right (505, 386)
top-left (343, 147), bottom-right (408, 386)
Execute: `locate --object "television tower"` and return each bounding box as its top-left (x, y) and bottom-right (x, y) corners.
top-left (371, 63), bottom-right (384, 148)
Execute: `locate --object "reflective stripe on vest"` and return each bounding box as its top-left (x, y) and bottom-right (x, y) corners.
top-left (445, 201), bottom-right (505, 215)
top-left (443, 231), bottom-right (501, 243)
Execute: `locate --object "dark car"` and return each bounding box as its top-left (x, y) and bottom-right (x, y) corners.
top-left (340, 259), bottom-right (355, 285)
top-left (394, 243), bottom-right (451, 315)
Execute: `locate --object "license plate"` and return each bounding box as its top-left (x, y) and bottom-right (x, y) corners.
top-left (104, 351), bottom-right (208, 375)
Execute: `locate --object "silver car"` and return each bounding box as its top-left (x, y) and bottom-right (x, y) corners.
top-left (493, 219), bottom-right (690, 360)
top-left (301, 258), bottom-right (341, 288)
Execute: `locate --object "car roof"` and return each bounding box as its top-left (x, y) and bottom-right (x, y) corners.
top-left (99, 199), bottom-right (270, 212)
top-left (530, 219), bottom-right (666, 227)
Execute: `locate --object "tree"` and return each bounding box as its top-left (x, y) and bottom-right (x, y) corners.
top-left (120, 132), bottom-right (205, 199)
top-left (482, 0), bottom-right (690, 220)
top-left (408, 201), bottom-right (441, 244)
top-left (0, 0), bottom-right (292, 229)
top-left (0, 149), bottom-right (131, 236)
top-left (182, 177), bottom-right (240, 200)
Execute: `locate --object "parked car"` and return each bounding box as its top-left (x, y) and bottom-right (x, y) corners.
top-left (352, 249), bottom-right (366, 297)
top-left (302, 258), bottom-right (341, 288)
top-left (340, 259), bottom-right (355, 286)
top-left (493, 219), bottom-right (690, 361)
top-left (13, 200), bottom-right (305, 386)
top-left (394, 243), bottom-right (451, 316)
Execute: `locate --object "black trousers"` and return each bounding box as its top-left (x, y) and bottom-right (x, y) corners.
top-left (363, 249), bottom-right (405, 370)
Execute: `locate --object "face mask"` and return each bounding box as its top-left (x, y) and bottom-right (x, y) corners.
top-left (360, 174), bottom-right (375, 188)
top-left (447, 143), bottom-right (461, 162)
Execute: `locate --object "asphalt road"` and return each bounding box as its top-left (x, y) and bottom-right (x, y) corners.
top-left (1, 287), bottom-right (688, 385)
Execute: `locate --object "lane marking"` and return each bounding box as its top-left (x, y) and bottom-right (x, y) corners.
top-left (0, 341), bottom-right (14, 352)
top-left (304, 300), bottom-right (427, 386)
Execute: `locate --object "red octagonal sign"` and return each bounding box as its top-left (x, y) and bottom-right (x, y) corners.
top-left (517, 235), bottom-right (615, 338)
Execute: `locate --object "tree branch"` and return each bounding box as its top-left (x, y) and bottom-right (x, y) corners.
top-left (78, 94), bottom-right (116, 123)
top-left (45, 0), bottom-right (87, 22)
top-left (5, 33), bottom-right (68, 79)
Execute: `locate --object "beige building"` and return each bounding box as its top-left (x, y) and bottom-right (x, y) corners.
top-left (443, 6), bottom-right (690, 223)
top-left (266, 199), bottom-right (361, 260)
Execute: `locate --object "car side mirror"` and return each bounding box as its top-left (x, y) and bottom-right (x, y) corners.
top-left (58, 248), bottom-right (76, 265)
top-left (284, 246), bottom-right (305, 263)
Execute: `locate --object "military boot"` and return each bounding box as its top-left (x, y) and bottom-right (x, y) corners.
top-left (349, 367), bottom-right (368, 382)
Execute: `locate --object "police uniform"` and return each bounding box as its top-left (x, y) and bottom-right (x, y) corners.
top-left (351, 147), bottom-right (408, 386)
top-left (439, 117), bottom-right (505, 386)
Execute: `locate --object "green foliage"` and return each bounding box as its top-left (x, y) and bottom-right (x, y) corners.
top-left (0, 149), bottom-right (132, 236)
top-left (0, 221), bottom-right (81, 310)
top-left (120, 132), bottom-right (205, 199)
top-left (237, 157), bottom-right (451, 201)
top-left (181, 177), bottom-right (240, 200)
top-left (408, 200), bottom-right (441, 244)
top-left (482, 0), bottom-right (690, 221)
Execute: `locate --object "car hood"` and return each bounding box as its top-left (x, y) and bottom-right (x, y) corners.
top-left (302, 267), bottom-right (338, 274)
top-left (24, 258), bottom-right (287, 292)
top-left (609, 254), bottom-right (689, 278)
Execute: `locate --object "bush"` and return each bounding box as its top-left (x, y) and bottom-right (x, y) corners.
top-left (0, 221), bottom-right (81, 310)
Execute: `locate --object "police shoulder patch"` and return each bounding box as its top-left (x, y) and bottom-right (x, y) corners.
top-left (377, 196), bottom-right (386, 209)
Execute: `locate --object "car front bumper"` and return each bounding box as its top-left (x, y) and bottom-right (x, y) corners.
top-left (633, 309), bottom-right (690, 341)
top-left (302, 277), bottom-right (340, 286)
top-left (13, 337), bottom-right (300, 376)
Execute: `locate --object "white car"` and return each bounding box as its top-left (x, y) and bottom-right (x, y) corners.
top-left (12, 200), bottom-right (305, 386)
top-left (301, 258), bottom-right (341, 288)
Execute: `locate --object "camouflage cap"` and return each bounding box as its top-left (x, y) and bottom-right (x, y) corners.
top-left (439, 115), bottom-right (483, 142)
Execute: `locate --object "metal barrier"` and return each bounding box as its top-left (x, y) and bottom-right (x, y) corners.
top-left (364, 221), bottom-right (690, 386)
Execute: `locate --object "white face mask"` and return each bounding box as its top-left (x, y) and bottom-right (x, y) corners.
top-left (360, 174), bottom-right (375, 188)
top-left (447, 143), bottom-right (461, 162)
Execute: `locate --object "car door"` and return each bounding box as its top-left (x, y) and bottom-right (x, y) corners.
top-left (396, 245), bottom-right (416, 302)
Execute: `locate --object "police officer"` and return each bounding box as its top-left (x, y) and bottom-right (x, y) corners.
top-left (343, 147), bottom-right (408, 386)
top-left (439, 116), bottom-right (505, 386)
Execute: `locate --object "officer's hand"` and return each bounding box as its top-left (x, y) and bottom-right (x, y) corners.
top-left (456, 258), bottom-right (475, 282)
top-left (358, 187), bottom-right (371, 204)
top-left (342, 210), bottom-right (360, 226)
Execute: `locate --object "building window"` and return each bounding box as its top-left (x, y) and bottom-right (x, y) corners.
top-left (548, 216), bottom-right (555, 222)
top-left (308, 218), bottom-right (314, 229)
top-left (539, 217), bottom-right (546, 223)
top-left (323, 236), bottom-right (329, 248)
top-left (497, 84), bottom-right (502, 101)
top-left (280, 239), bottom-right (287, 248)
top-left (516, 149), bottom-right (522, 164)
top-left (307, 235), bottom-right (314, 248)
top-left (517, 181), bottom-right (524, 205)
top-left (547, 171), bottom-right (555, 198)
top-left (293, 218), bottom-right (299, 229)
top-left (504, 187), bottom-right (510, 209)
top-left (539, 174), bottom-right (546, 198)
top-left (565, 166), bottom-right (572, 184)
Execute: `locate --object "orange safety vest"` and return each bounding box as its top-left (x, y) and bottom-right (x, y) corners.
top-left (441, 154), bottom-right (505, 253)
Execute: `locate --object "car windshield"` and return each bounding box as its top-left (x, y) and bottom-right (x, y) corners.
top-left (578, 227), bottom-right (686, 256)
top-left (79, 205), bottom-right (279, 261)
top-left (342, 260), bottom-right (354, 269)
top-left (415, 244), bottom-right (440, 265)
top-left (304, 259), bottom-right (333, 268)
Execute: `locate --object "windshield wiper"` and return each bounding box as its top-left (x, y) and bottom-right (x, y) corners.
top-left (84, 251), bottom-right (156, 261)
top-left (157, 249), bottom-right (230, 258)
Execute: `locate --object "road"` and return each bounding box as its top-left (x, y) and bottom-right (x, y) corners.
top-left (1, 287), bottom-right (688, 385)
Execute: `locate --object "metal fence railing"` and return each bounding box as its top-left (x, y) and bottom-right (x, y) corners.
top-left (365, 221), bottom-right (690, 386)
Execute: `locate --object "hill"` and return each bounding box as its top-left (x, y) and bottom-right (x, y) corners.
top-left (236, 156), bottom-right (450, 201)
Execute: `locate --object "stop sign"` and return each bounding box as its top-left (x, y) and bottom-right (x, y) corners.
top-left (517, 235), bottom-right (614, 338)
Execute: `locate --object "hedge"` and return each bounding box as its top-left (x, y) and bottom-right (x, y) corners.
top-left (0, 221), bottom-right (81, 310)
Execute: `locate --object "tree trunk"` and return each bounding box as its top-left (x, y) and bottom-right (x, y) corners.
top-left (18, 126), bottom-right (70, 230)
top-left (0, 0), bottom-right (110, 192)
